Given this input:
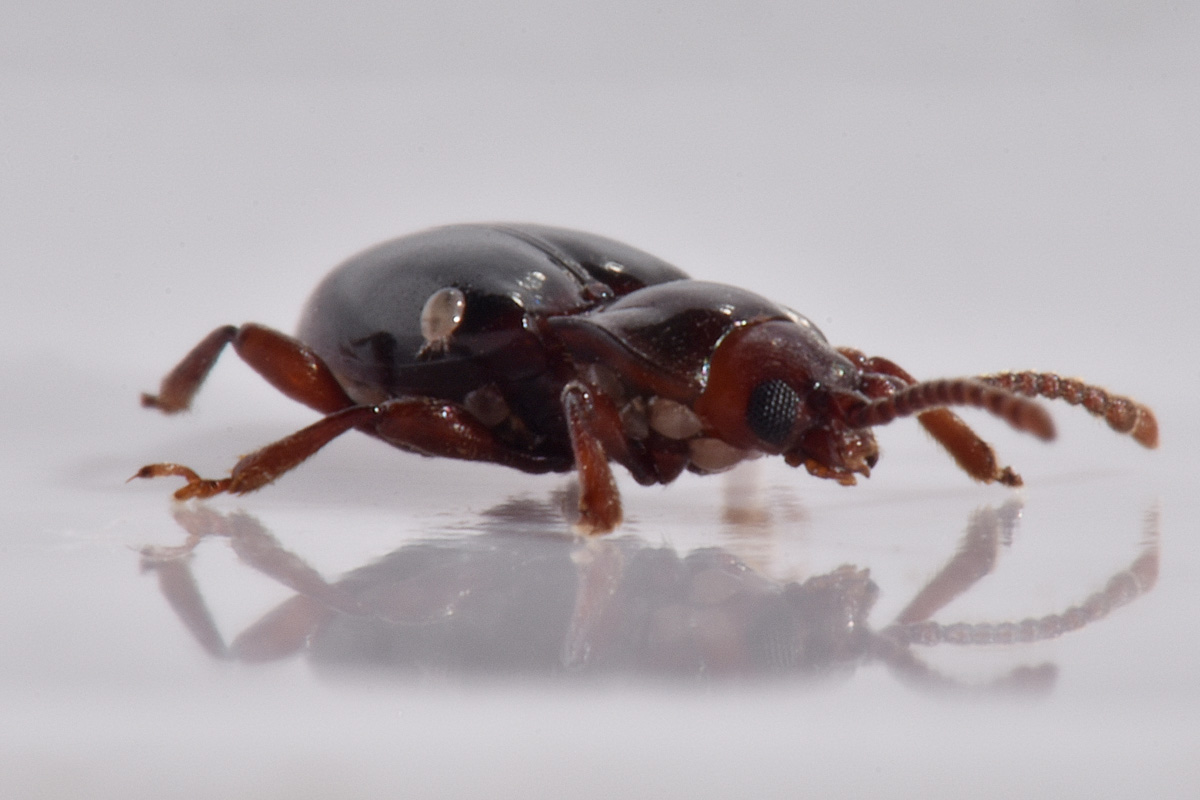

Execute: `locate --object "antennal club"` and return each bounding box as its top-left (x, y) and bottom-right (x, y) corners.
top-left (977, 372), bottom-right (1158, 449)
top-left (846, 379), bottom-right (1056, 441)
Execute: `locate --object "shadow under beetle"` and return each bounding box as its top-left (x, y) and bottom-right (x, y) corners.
top-left (136, 224), bottom-right (1158, 532)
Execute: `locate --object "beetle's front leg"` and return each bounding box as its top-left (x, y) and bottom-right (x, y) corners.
top-left (838, 348), bottom-right (1022, 486)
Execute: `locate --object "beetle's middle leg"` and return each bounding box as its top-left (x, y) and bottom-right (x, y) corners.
top-left (559, 381), bottom-right (629, 535)
top-left (142, 323), bottom-right (356, 416)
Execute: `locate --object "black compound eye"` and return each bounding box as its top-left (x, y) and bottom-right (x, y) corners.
top-left (746, 379), bottom-right (800, 447)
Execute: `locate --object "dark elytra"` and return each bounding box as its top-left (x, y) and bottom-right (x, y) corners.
top-left (136, 223), bottom-right (1158, 533)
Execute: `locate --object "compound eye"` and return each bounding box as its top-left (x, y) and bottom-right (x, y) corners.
top-left (745, 379), bottom-right (800, 447)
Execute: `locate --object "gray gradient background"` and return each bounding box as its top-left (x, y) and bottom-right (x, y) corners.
top-left (2, 3), bottom-right (1197, 798)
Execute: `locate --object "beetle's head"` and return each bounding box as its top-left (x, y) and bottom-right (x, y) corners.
top-left (694, 319), bottom-right (882, 484)
top-left (693, 317), bottom-right (1062, 484)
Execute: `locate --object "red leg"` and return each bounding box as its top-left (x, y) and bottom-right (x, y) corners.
top-left (135, 405), bottom-right (377, 498)
top-left (911, 409), bottom-right (1022, 486)
top-left (143, 323), bottom-right (356, 416)
top-left (838, 348), bottom-right (1022, 486)
top-left (561, 381), bottom-right (625, 534)
top-left (370, 397), bottom-right (566, 475)
top-left (139, 323), bottom-right (573, 499)
top-left (135, 397), bottom-right (567, 500)
top-left (142, 326), bottom-right (237, 413)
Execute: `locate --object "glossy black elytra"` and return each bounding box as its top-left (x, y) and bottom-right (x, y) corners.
top-left (137, 223), bottom-right (1158, 533)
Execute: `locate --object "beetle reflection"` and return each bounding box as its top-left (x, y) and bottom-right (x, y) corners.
top-left (142, 500), bottom-right (1157, 691)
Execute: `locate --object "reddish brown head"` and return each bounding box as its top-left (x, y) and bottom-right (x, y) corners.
top-left (694, 318), bottom-right (1064, 486)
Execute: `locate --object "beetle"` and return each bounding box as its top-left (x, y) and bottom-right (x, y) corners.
top-left (136, 223), bottom-right (1158, 533)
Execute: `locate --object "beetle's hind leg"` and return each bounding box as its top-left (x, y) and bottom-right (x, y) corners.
top-left (142, 323), bottom-right (356, 416)
top-left (134, 404), bottom-right (380, 499)
top-left (139, 324), bottom-right (367, 499)
top-left (136, 397), bottom-right (569, 501)
top-left (142, 325), bottom-right (238, 413)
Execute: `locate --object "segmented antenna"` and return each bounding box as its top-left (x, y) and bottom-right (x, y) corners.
top-left (846, 379), bottom-right (1056, 441)
top-left (976, 372), bottom-right (1158, 448)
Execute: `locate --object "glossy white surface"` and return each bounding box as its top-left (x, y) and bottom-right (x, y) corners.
top-left (3, 4), bottom-right (1197, 797)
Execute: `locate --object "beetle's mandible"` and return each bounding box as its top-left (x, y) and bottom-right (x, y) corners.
top-left (135, 223), bottom-right (1158, 533)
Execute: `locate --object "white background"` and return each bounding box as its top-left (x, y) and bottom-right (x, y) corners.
top-left (2, 3), bottom-right (1197, 797)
